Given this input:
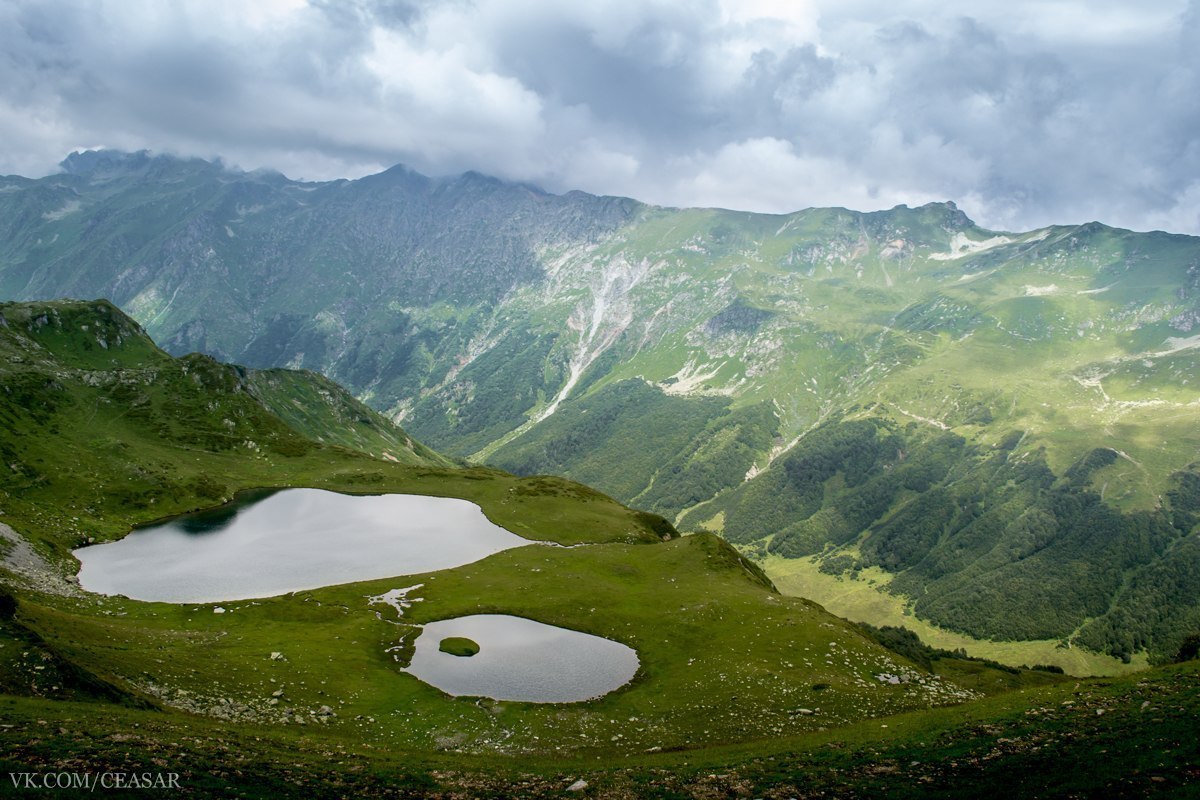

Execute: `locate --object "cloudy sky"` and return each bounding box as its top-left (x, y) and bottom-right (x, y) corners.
top-left (2, 0), bottom-right (1198, 233)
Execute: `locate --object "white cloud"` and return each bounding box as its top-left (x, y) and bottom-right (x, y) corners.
top-left (665, 137), bottom-right (944, 214)
top-left (362, 27), bottom-right (546, 167)
top-left (0, 0), bottom-right (1196, 233)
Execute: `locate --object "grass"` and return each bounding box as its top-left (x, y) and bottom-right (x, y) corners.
top-left (0, 304), bottom-right (991, 763)
top-left (1, 659), bottom-right (1196, 797)
top-left (472, 214), bottom-right (1200, 668)
top-left (8, 169), bottom-right (1200, 672)
top-left (438, 637), bottom-right (479, 657)
top-left (12, 531), bottom-right (982, 760)
top-left (2, 298), bottom-right (1195, 796)
top-left (762, 554), bottom-right (1146, 676)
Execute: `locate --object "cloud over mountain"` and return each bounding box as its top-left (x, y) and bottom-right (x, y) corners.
top-left (1, 0), bottom-right (1196, 233)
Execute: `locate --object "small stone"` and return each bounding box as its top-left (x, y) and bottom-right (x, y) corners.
top-left (270, 652), bottom-right (284, 661)
top-left (566, 779), bottom-right (588, 792)
top-left (213, 607), bottom-right (226, 614)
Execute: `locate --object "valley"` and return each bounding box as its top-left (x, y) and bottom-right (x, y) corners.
top-left (761, 555), bottom-right (1145, 677)
top-left (0, 299), bottom-right (1085, 795)
top-left (0, 153), bottom-right (1199, 794)
top-left (3, 151), bottom-right (1197, 666)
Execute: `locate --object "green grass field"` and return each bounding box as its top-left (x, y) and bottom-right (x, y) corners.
top-left (1, 657), bottom-right (1195, 797)
top-left (2, 298), bottom-right (1197, 797)
top-left (762, 555), bottom-right (1146, 676)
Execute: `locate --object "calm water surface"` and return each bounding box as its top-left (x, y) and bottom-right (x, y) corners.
top-left (405, 614), bottom-right (639, 702)
top-left (74, 489), bottom-right (530, 602)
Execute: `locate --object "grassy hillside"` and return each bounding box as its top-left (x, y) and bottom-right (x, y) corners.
top-left (0, 299), bottom-right (456, 557)
top-left (3, 155), bottom-right (1199, 669)
top-left (244, 368), bottom-right (448, 464)
top-left (0, 640), bottom-right (1194, 797)
top-left (482, 212), bottom-right (1200, 665)
top-left (0, 299), bottom-right (1042, 791)
top-left (678, 413), bottom-right (1200, 664)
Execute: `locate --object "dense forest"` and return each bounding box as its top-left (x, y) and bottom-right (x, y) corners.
top-left (684, 415), bottom-right (1200, 662)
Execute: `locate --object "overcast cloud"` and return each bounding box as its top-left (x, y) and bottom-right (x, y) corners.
top-left (1, 0), bottom-right (1197, 233)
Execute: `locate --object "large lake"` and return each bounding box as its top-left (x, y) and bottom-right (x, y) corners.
top-left (404, 614), bottom-right (639, 703)
top-left (74, 489), bottom-right (531, 603)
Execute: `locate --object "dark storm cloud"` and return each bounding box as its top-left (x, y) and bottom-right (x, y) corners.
top-left (0, 0), bottom-right (1196, 233)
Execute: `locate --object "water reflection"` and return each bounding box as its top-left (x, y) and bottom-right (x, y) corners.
top-left (75, 489), bottom-right (530, 603)
top-left (173, 489), bottom-right (278, 535)
top-left (405, 614), bottom-right (639, 703)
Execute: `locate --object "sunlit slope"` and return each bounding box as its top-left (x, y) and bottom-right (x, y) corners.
top-left (482, 209), bottom-right (1200, 662)
top-left (0, 299), bottom-right (454, 556)
top-left (492, 210), bottom-right (1200, 514)
top-left (0, 299), bottom-right (996, 763)
top-left (3, 156), bottom-right (1195, 508)
top-left (3, 155), bottom-right (1199, 663)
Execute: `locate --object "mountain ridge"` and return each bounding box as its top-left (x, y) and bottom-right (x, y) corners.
top-left (36, 148), bottom-right (1178, 234)
top-left (1, 298), bottom-right (1021, 769)
top-left (2, 151), bottom-right (1199, 663)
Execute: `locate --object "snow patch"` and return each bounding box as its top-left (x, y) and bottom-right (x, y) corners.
top-left (929, 232), bottom-right (1012, 260)
top-left (42, 199), bottom-right (81, 221)
top-left (661, 359), bottom-right (726, 396)
top-left (368, 585), bottom-right (424, 618)
top-left (1154, 333), bottom-right (1200, 356)
top-left (1024, 284), bottom-right (1059, 296)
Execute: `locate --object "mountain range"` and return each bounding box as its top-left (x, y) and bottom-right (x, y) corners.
top-left (2, 150), bottom-right (1199, 663)
top-left (0, 289), bottom-right (1197, 797)
top-left (2, 299), bottom-right (1036, 780)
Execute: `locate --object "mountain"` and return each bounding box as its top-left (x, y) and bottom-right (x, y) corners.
top-left (0, 299), bottom-right (1013, 771)
top-left (2, 294), bottom-right (1198, 800)
top-left (0, 298), bottom-right (457, 550)
top-left (2, 151), bottom-right (1199, 663)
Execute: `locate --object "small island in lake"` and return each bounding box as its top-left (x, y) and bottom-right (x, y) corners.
top-left (439, 637), bottom-right (480, 657)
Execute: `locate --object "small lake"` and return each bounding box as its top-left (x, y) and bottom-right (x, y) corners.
top-left (74, 489), bottom-right (531, 603)
top-left (404, 614), bottom-right (639, 703)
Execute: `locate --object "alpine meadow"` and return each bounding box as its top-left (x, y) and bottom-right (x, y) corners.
top-left (0, 149), bottom-right (1198, 795)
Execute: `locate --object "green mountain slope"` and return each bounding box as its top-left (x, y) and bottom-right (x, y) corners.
top-left (0, 299), bottom-right (1006, 769)
top-left (243, 367), bottom-right (447, 463)
top-left (2, 153), bottom-right (1199, 663)
top-left (0, 298), bottom-right (449, 510)
top-left (1, 647), bottom-right (1195, 797)
top-left (681, 413), bottom-right (1200, 662)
